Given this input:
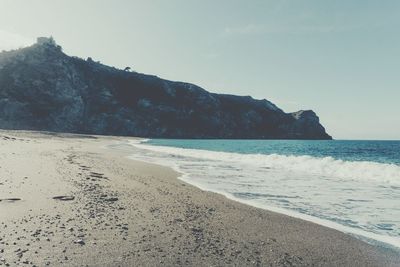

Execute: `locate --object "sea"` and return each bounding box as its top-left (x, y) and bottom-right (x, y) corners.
top-left (122, 139), bottom-right (400, 251)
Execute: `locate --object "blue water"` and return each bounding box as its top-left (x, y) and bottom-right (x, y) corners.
top-left (126, 139), bottom-right (400, 249)
top-left (147, 139), bottom-right (400, 165)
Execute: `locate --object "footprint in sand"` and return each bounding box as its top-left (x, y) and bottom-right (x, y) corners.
top-left (52, 196), bottom-right (75, 201)
top-left (89, 172), bottom-right (109, 180)
top-left (0, 198), bottom-right (22, 202)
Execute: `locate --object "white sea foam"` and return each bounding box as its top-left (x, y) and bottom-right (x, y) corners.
top-left (125, 139), bottom-right (400, 250)
top-left (129, 139), bottom-right (400, 185)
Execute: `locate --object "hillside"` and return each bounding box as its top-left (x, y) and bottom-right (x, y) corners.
top-left (0, 37), bottom-right (332, 139)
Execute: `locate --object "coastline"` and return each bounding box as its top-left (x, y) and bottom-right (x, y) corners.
top-left (127, 139), bottom-right (400, 251)
top-left (0, 130), bottom-right (399, 266)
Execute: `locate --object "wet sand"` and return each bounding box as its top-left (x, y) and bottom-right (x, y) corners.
top-left (0, 130), bottom-right (399, 266)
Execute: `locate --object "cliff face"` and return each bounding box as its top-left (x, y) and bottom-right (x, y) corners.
top-left (0, 38), bottom-right (332, 139)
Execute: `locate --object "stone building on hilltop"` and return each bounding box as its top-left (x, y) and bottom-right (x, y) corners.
top-left (36, 36), bottom-right (57, 46)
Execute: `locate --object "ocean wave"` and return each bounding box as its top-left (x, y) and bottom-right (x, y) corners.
top-left (129, 139), bottom-right (400, 185)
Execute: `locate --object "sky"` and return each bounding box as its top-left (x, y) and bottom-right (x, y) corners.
top-left (0, 0), bottom-right (399, 140)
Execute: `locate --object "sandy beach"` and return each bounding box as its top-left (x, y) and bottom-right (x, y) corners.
top-left (0, 130), bottom-right (399, 267)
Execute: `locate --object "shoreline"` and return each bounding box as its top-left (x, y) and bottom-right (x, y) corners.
top-left (1, 130), bottom-right (399, 266)
top-left (178, 167), bottom-right (400, 251)
top-left (126, 138), bottom-right (400, 252)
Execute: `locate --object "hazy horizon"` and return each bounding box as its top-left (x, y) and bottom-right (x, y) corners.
top-left (0, 0), bottom-right (399, 140)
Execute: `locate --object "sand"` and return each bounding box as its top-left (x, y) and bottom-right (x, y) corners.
top-left (0, 130), bottom-right (399, 267)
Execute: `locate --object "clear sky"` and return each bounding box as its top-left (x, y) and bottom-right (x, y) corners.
top-left (0, 0), bottom-right (399, 140)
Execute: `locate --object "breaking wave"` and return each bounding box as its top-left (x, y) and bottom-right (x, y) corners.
top-left (130, 139), bottom-right (400, 185)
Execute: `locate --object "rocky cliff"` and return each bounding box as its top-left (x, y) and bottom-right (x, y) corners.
top-left (0, 37), bottom-right (332, 139)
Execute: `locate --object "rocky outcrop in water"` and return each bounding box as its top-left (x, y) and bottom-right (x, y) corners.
top-left (0, 37), bottom-right (332, 139)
